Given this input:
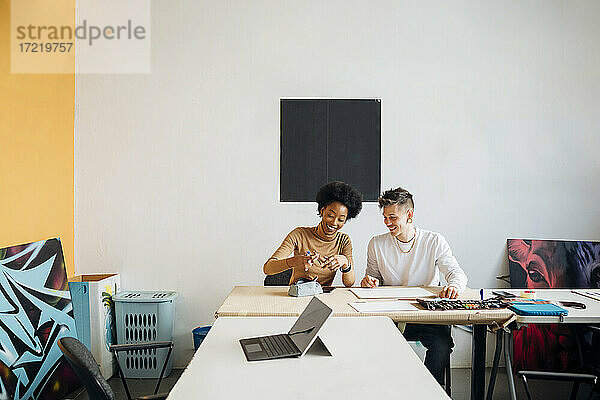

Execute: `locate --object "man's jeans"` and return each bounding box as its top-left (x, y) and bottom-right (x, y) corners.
top-left (403, 323), bottom-right (454, 384)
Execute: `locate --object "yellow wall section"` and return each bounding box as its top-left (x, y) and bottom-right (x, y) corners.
top-left (0, 0), bottom-right (75, 275)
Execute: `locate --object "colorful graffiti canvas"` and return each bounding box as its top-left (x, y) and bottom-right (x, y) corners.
top-left (0, 239), bottom-right (79, 399)
top-left (508, 239), bottom-right (600, 371)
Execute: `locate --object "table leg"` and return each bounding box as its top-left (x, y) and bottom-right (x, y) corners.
top-left (485, 329), bottom-right (504, 400)
top-left (504, 329), bottom-right (517, 400)
top-left (471, 325), bottom-right (487, 400)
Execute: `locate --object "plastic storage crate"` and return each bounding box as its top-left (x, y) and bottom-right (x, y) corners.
top-left (113, 291), bottom-right (178, 378)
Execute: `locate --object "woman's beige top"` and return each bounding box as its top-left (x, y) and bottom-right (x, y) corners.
top-left (268, 227), bottom-right (353, 286)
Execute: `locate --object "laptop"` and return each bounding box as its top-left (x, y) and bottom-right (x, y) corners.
top-left (239, 296), bottom-right (332, 361)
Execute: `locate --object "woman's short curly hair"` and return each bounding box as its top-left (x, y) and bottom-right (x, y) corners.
top-left (315, 181), bottom-right (363, 220)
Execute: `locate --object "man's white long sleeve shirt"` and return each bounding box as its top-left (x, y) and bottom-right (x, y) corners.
top-left (366, 227), bottom-right (467, 293)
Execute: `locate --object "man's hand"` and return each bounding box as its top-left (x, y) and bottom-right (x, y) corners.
top-left (439, 285), bottom-right (459, 299)
top-left (360, 275), bottom-right (380, 288)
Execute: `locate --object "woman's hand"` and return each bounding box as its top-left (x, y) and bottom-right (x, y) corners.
top-left (321, 255), bottom-right (348, 272)
top-left (287, 252), bottom-right (319, 272)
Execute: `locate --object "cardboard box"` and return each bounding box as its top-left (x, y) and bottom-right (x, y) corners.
top-left (69, 273), bottom-right (121, 378)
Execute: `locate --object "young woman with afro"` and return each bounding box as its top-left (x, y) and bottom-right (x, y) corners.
top-left (263, 181), bottom-right (363, 287)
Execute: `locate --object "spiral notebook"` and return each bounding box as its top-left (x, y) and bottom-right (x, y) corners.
top-left (508, 302), bottom-right (568, 316)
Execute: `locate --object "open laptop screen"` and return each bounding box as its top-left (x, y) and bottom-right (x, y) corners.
top-left (287, 297), bottom-right (332, 354)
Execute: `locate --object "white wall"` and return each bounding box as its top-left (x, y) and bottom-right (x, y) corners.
top-left (75, 0), bottom-right (600, 366)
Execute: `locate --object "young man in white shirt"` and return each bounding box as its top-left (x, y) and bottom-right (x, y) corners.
top-left (361, 187), bottom-right (468, 384)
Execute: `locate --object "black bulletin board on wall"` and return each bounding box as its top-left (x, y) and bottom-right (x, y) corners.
top-left (280, 99), bottom-right (381, 202)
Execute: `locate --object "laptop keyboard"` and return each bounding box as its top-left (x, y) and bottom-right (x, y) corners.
top-left (259, 334), bottom-right (297, 357)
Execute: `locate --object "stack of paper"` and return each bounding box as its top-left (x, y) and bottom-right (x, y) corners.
top-left (350, 287), bottom-right (434, 299)
top-left (349, 301), bottom-right (419, 313)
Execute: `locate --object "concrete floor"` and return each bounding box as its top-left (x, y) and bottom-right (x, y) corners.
top-left (67, 367), bottom-right (599, 399)
top-left (65, 369), bottom-right (184, 400)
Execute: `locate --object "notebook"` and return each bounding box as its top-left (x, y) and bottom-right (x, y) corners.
top-left (508, 302), bottom-right (568, 316)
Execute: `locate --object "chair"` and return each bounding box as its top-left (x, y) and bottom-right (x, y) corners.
top-left (58, 337), bottom-right (173, 400)
top-left (517, 370), bottom-right (598, 400)
top-left (263, 269), bottom-right (292, 286)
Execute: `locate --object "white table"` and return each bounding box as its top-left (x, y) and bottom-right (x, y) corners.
top-left (482, 288), bottom-right (600, 400)
top-left (168, 316), bottom-right (451, 400)
top-left (216, 286), bottom-right (516, 400)
top-left (504, 289), bottom-right (600, 324)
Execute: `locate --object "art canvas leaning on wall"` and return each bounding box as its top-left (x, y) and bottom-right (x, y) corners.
top-left (508, 238), bottom-right (600, 372)
top-left (0, 239), bottom-right (79, 400)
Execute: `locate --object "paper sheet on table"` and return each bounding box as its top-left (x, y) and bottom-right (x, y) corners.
top-left (572, 290), bottom-right (600, 301)
top-left (349, 301), bottom-right (419, 313)
top-left (350, 287), bottom-right (435, 299)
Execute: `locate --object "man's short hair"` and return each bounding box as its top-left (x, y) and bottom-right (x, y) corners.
top-left (378, 187), bottom-right (414, 210)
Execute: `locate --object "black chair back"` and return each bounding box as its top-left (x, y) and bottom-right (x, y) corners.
top-left (58, 337), bottom-right (116, 400)
top-left (518, 370), bottom-right (598, 400)
top-left (264, 269), bottom-right (292, 286)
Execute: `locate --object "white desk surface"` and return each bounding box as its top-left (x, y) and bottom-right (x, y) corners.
top-left (483, 288), bottom-right (600, 324)
top-left (168, 316), bottom-right (450, 400)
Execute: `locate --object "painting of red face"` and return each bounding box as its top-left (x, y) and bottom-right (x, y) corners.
top-left (508, 239), bottom-right (571, 289)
